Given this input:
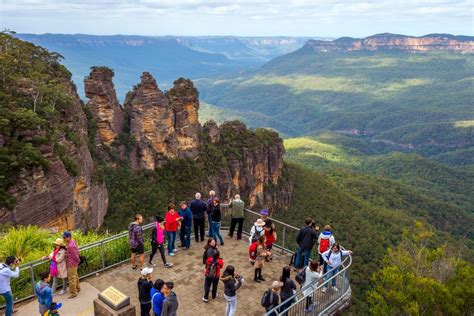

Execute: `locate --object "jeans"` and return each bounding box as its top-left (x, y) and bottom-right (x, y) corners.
top-left (295, 248), bottom-right (311, 269)
top-left (180, 226), bottom-right (192, 248)
top-left (166, 231), bottom-right (177, 254)
top-left (1, 291), bottom-right (13, 316)
top-left (140, 302), bottom-right (151, 316)
top-left (212, 221), bottom-right (224, 245)
top-left (67, 266), bottom-right (80, 295)
top-left (207, 213), bottom-right (214, 236)
top-left (279, 299), bottom-right (293, 316)
top-left (203, 276), bottom-right (219, 299)
top-left (149, 242), bottom-right (167, 264)
top-left (194, 217), bottom-right (205, 242)
top-left (323, 266), bottom-right (340, 289)
top-left (224, 294), bottom-right (237, 316)
top-left (52, 276), bottom-right (67, 292)
top-left (229, 217), bottom-right (244, 239)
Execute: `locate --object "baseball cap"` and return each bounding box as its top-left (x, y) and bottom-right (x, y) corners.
top-left (62, 231), bottom-right (72, 238)
top-left (141, 267), bottom-right (153, 276)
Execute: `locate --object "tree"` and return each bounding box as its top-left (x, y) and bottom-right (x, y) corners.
top-left (367, 222), bottom-right (473, 315)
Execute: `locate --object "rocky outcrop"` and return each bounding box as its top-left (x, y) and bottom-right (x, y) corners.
top-left (124, 72), bottom-right (178, 169)
top-left (84, 67), bottom-right (125, 144)
top-left (306, 33), bottom-right (474, 53)
top-left (166, 78), bottom-right (201, 160)
top-left (1, 80), bottom-right (109, 231)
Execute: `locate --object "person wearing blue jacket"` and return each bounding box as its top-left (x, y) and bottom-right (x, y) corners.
top-left (35, 271), bottom-right (53, 315)
top-left (151, 279), bottom-right (165, 316)
top-left (179, 201), bottom-right (193, 249)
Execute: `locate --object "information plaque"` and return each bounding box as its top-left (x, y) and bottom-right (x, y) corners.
top-left (98, 286), bottom-right (130, 310)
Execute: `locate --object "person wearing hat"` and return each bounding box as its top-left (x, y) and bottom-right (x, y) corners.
top-left (42, 238), bottom-right (67, 295)
top-left (138, 267), bottom-right (154, 316)
top-left (62, 231), bottom-right (80, 299)
top-left (249, 218), bottom-right (266, 244)
top-left (178, 201), bottom-right (193, 250)
top-left (262, 281), bottom-right (283, 314)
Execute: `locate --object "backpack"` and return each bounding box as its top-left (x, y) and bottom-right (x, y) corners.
top-left (295, 266), bottom-right (307, 285)
top-left (319, 237), bottom-right (330, 253)
top-left (249, 242), bottom-right (258, 261)
top-left (251, 226), bottom-right (263, 243)
top-left (261, 289), bottom-right (274, 308)
top-left (206, 259), bottom-right (218, 278)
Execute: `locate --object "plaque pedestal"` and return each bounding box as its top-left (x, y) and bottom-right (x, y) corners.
top-left (93, 298), bottom-right (136, 316)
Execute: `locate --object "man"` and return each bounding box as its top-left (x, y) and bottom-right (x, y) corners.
top-left (0, 256), bottom-right (20, 316)
top-left (162, 281), bottom-right (179, 316)
top-left (228, 194), bottom-right (245, 240)
top-left (190, 192), bottom-right (207, 242)
top-left (129, 214), bottom-right (145, 270)
top-left (138, 267), bottom-right (154, 316)
top-left (63, 231), bottom-right (81, 299)
top-left (178, 201), bottom-right (193, 249)
top-left (294, 218), bottom-right (319, 269)
top-left (35, 271), bottom-right (52, 315)
top-left (206, 190), bottom-right (216, 237)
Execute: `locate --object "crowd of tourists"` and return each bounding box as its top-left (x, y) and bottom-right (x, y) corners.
top-left (0, 190), bottom-right (352, 316)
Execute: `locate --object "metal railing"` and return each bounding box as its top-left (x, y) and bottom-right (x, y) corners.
top-left (3, 207), bottom-right (351, 316)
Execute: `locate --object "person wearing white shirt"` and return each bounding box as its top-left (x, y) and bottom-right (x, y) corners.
top-left (321, 243), bottom-right (352, 293)
top-left (301, 260), bottom-right (323, 312)
top-left (249, 219), bottom-right (266, 244)
top-left (0, 256), bottom-right (20, 316)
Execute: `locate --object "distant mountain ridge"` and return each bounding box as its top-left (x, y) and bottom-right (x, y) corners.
top-left (306, 33), bottom-right (474, 52)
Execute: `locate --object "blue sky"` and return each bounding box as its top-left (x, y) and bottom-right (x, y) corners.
top-left (1, 0), bottom-right (472, 37)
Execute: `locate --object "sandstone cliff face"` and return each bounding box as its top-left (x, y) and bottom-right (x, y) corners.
top-left (1, 80), bottom-right (109, 231)
top-left (84, 67), bottom-right (125, 144)
top-left (307, 33), bottom-right (474, 53)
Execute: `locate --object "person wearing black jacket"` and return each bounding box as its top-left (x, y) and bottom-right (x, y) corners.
top-left (220, 265), bottom-right (243, 316)
top-left (137, 267), bottom-right (154, 316)
top-left (294, 218), bottom-right (319, 269)
top-left (190, 193), bottom-right (207, 242)
top-left (262, 281), bottom-right (283, 315)
top-left (211, 198), bottom-right (224, 246)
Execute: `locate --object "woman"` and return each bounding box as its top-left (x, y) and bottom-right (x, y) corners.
top-left (42, 238), bottom-right (67, 295)
top-left (249, 218), bottom-right (266, 244)
top-left (211, 198), bottom-right (224, 246)
top-left (165, 203), bottom-right (182, 256)
top-left (203, 238), bottom-right (219, 264)
top-left (301, 260), bottom-right (323, 312)
top-left (279, 266), bottom-right (296, 316)
top-left (254, 236), bottom-right (271, 283)
top-left (149, 215), bottom-right (173, 268)
top-left (322, 243), bottom-right (352, 293)
top-left (202, 252), bottom-right (224, 302)
top-left (220, 265), bottom-right (243, 316)
top-left (264, 219), bottom-right (277, 258)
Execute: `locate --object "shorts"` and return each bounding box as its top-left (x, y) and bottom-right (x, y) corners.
top-left (131, 244), bottom-right (144, 254)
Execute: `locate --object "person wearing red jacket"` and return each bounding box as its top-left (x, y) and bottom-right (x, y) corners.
top-left (202, 252), bottom-right (224, 302)
top-left (165, 204), bottom-right (182, 257)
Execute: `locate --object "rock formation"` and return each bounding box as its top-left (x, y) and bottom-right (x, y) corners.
top-left (306, 33), bottom-right (474, 53)
top-left (124, 72), bottom-right (178, 169)
top-left (84, 67), bottom-right (125, 144)
top-left (166, 78), bottom-right (201, 160)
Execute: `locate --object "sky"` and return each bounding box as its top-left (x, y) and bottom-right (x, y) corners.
top-left (1, 0), bottom-right (472, 37)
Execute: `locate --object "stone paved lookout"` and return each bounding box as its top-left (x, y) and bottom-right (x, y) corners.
top-left (11, 210), bottom-right (352, 316)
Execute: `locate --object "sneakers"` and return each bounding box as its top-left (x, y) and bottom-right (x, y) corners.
top-left (149, 262), bottom-right (156, 267)
top-left (58, 289), bottom-right (66, 295)
top-left (202, 297), bottom-right (209, 302)
top-left (164, 263), bottom-right (173, 268)
top-left (214, 293), bottom-right (219, 298)
top-left (322, 287), bottom-right (327, 293)
top-left (173, 248), bottom-right (178, 252)
top-left (169, 253), bottom-right (175, 256)
top-left (333, 287), bottom-right (339, 292)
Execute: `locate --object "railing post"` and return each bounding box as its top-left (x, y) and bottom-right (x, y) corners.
top-left (282, 226), bottom-right (286, 252)
top-left (29, 264), bottom-right (35, 295)
top-left (100, 241), bottom-right (106, 270)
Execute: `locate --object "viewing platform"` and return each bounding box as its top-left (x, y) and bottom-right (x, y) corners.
top-left (9, 209), bottom-right (352, 315)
